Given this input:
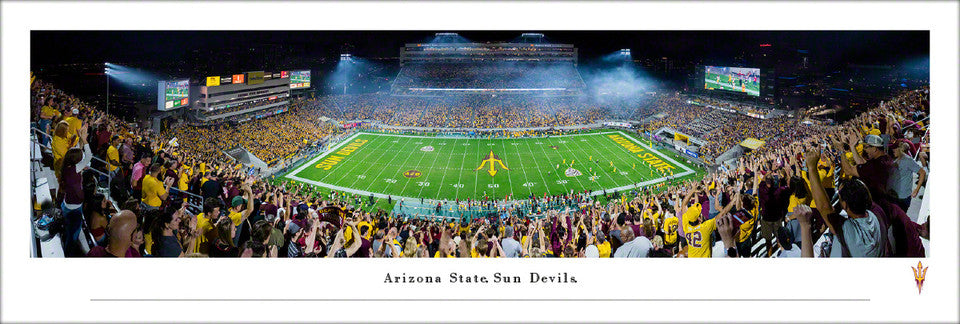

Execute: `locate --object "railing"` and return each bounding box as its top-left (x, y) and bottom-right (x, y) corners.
top-left (32, 126), bottom-right (113, 182)
top-left (169, 187), bottom-right (204, 214)
top-left (391, 199), bottom-right (582, 222)
top-left (747, 165), bottom-right (842, 257)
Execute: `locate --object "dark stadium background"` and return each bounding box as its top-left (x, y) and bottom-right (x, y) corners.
top-left (31, 30), bottom-right (928, 122)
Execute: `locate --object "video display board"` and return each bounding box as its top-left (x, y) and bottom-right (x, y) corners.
top-left (157, 79), bottom-right (189, 111)
top-left (290, 70), bottom-right (310, 89)
top-left (704, 66), bottom-right (760, 96)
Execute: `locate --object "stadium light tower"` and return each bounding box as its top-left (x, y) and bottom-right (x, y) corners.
top-left (339, 54), bottom-right (352, 94)
top-left (104, 63), bottom-right (110, 116)
top-left (620, 49), bottom-right (632, 63)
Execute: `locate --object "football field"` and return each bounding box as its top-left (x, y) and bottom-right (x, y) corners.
top-left (284, 130), bottom-right (702, 201)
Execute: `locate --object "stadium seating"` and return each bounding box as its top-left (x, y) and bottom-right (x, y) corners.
top-left (29, 74), bottom-right (930, 258)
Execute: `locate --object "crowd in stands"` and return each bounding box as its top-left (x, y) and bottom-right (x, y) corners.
top-left (690, 96), bottom-right (776, 117)
top-left (638, 94), bottom-right (815, 161)
top-left (31, 71), bottom-right (929, 258)
top-left (310, 94), bottom-right (615, 129)
top-left (163, 98), bottom-right (339, 164)
top-left (393, 62), bottom-right (585, 90)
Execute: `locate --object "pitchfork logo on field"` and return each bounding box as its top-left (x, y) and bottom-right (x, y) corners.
top-left (476, 151), bottom-right (509, 177)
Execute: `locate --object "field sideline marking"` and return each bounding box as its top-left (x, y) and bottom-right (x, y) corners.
top-left (585, 133), bottom-right (644, 186)
top-left (583, 131), bottom-right (696, 196)
top-left (285, 130), bottom-right (700, 202)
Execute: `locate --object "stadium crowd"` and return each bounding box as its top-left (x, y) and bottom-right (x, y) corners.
top-left (163, 98), bottom-right (340, 164)
top-left (310, 94), bottom-right (614, 129)
top-left (393, 62), bottom-right (584, 90)
top-left (31, 72), bottom-right (929, 257)
top-left (638, 94), bottom-right (812, 161)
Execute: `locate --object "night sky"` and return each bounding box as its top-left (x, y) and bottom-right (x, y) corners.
top-left (32, 30), bottom-right (928, 67)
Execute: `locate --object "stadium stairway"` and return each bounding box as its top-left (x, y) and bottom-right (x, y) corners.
top-left (223, 146), bottom-right (269, 174)
top-left (31, 129), bottom-right (118, 258)
top-left (714, 145), bottom-right (744, 165)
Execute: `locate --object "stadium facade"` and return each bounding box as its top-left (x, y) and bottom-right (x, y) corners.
top-left (196, 70), bottom-right (293, 123)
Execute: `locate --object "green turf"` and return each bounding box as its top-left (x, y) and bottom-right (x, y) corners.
top-left (284, 130), bottom-right (703, 202)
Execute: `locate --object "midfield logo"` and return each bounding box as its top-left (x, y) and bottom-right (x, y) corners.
top-left (403, 170), bottom-right (422, 178)
top-left (476, 151), bottom-right (509, 177)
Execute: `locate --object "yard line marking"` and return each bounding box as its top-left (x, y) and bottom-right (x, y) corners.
top-left (453, 137), bottom-right (468, 200)
top-left (565, 133), bottom-right (612, 191)
top-left (577, 131), bottom-right (694, 195)
top-left (417, 137), bottom-right (446, 198)
top-left (525, 138), bottom-right (561, 195)
top-left (581, 134), bottom-right (643, 188)
top-left (286, 131), bottom-right (697, 203)
top-left (360, 135), bottom-right (416, 194)
top-left (618, 131), bottom-right (694, 173)
top-left (598, 134), bottom-right (661, 185)
top-left (398, 136), bottom-right (432, 197)
top-left (343, 133), bottom-right (403, 189)
top-left (314, 135), bottom-right (376, 184)
top-left (472, 137), bottom-right (481, 200)
top-left (541, 136), bottom-right (583, 192)
top-left (511, 138), bottom-right (534, 198)
top-left (500, 138), bottom-right (516, 199)
top-left (435, 137), bottom-right (456, 201)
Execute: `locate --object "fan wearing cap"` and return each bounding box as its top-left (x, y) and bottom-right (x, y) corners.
top-left (840, 132), bottom-right (894, 200)
top-left (227, 178), bottom-right (255, 230)
top-left (62, 107), bottom-right (82, 143)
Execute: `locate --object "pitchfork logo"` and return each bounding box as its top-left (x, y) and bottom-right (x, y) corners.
top-left (476, 151), bottom-right (509, 177)
top-left (912, 261), bottom-right (928, 294)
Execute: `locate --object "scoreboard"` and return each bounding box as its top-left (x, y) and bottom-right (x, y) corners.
top-left (704, 66), bottom-right (761, 97)
top-left (290, 70), bottom-right (310, 89)
top-left (157, 79), bottom-right (190, 111)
